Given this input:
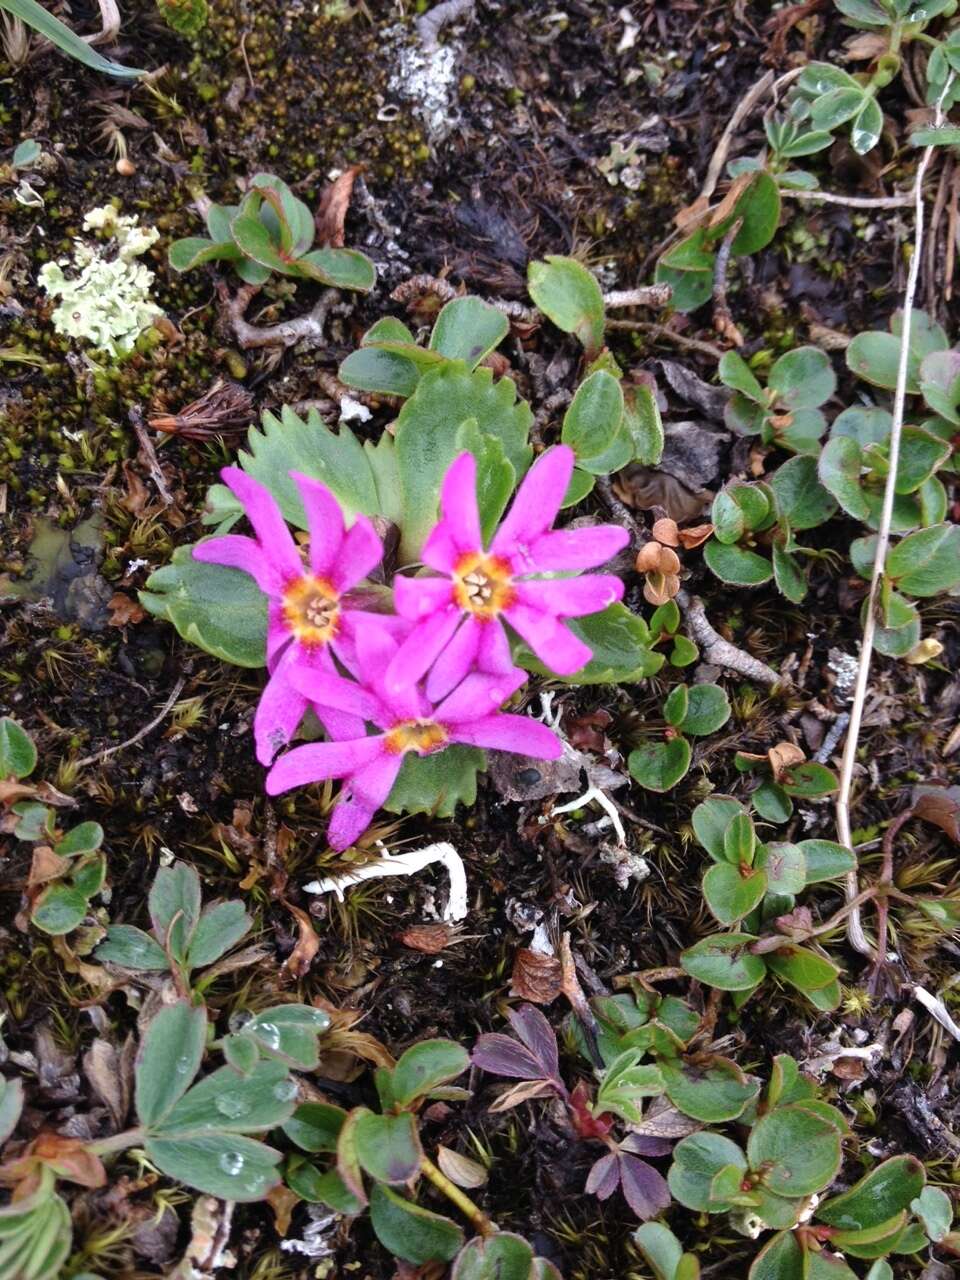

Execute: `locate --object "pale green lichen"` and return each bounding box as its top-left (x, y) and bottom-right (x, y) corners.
top-left (38, 206), bottom-right (162, 356)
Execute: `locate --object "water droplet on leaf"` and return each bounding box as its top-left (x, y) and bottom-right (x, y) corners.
top-left (255, 1021), bottom-right (281, 1049)
top-left (216, 1092), bottom-right (250, 1119)
top-left (272, 1079), bottom-right (298, 1102)
top-left (218, 1151), bottom-right (245, 1176)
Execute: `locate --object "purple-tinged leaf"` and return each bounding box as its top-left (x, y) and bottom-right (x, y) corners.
top-left (472, 1034), bottom-right (549, 1082)
top-left (618, 1154), bottom-right (672, 1220)
top-left (585, 1153), bottom-right (620, 1200)
top-left (506, 1004), bottom-right (560, 1079)
top-left (620, 1132), bottom-right (675, 1158)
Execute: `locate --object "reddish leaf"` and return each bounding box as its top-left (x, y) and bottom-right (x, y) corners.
top-left (471, 1033), bottom-right (549, 1082)
top-left (510, 948), bottom-right (562, 1005)
top-left (315, 166), bottom-right (361, 248)
top-left (585, 1152), bottom-right (620, 1200)
top-left (506, 1004), bottom-right (560, 1079)
top-left (910, 785), bottom-right (960, 843)
top-left (617, 1153), bottom-right (671, 1220)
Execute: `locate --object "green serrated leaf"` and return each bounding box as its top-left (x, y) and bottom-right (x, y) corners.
top-left (384, 745), bottom-right (485, 819)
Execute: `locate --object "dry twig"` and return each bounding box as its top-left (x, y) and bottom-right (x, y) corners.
top-left (676, 589), bottom-right (783, 688)
top-left (74, 678), bottom-right (186, 769)
top-left (217, 282), bottom-right (334, 350)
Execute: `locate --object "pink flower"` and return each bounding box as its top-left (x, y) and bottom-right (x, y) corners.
top-left (266, 627), bottom-right (563, 849)
top-left (385, 446), bottom-right (629, 701)
top-left (193, 466), bottom-right (393, 765)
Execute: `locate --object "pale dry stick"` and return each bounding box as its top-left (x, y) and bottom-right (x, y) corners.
top-left (835, 79), bottom-right (955, 959)
top-left (74, 677), bottom-right (186, 769)
top-left (603, 284), bottom-right (672, 309)
top-left (784, 189), bottom-right (916, 209)
top-left (676, 589), bottom-right (783, 688)
top-left (696, 68), bottom-right (804, 207)
top-left (416, 0), bottom-right (476, 51)
top-left (712, 217), bottom-right (745, 346)
top-left (217, 281), bottom-right (335, 350)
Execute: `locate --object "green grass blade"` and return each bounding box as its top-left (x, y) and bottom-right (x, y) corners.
top-left (1, 0), bottom-right (144, 77)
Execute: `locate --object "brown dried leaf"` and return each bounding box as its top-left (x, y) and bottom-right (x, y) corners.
top-left (120, 460), bottom-right (152, 516)
top-left (107, 591), bottom-right (146, 628)
top-left (625, 1094), bottom-right (699, 1140)
top-left (315, 165), bottom-right (361, 248)
top-left (651, 517), bottom-right (680, 547)
top-left (707, 172), bottom-right (754, 230)
top-left (635, 542), bottom-right (664, 573)
top-left (399, 923), bottom-right (453, 954)
top-left (677, 522), bottom-right (714, 550)
top-left (488, 1079), bottom-right (557, 1113)
top-left (844, 30), bottom-right (887, 60)
top-left (510, 948), bottom-right (562, 1005)
top-left (27, 1134), bottom-right (106, 1187)
top-left (435, 1145), bottom-right (488, 1189)
top-left (281, 901), bottom-right (319, 978)
top-left (643, 571), bottom-right (681, 606)
top-left (266, 1184), bottom-right (300, 1236)
top-left (910, 786), bottom-right (960, 844)
top-left (83, 1036), bottom-right (134, 1129)
top-left (768, 742), bottom-right (807, 781)
top-left (673, 194), bottom-right (710, 232)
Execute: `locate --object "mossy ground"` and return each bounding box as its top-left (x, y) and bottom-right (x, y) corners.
top-left (2, 2), bottom-right (960, 1277)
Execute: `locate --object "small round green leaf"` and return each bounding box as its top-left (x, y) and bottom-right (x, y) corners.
top-left (747, 1105), bottom-right (843, 1196)
top-left (681, 683), bottom-right (731, 736)
top-left (628, 737), bottom-right (692, 792)
top-left (681, 933), bottom-right (766, 991)
top-left (703, 863), bottom-right (767, 925)
top-left (769, 346), bottom-right (836, 410)
top-left (703, 541), bottom-right (773, 587)
top-left (0, 717), bottom-right (37, 780)
top-left (369, 1184), bottom-right (465, 1264)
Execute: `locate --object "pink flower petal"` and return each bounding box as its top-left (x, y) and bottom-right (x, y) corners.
top-left (329, 516), bottom-right (383, 594)
top-left (221, 466), bottom-right (301, 582)
top-left (525, 526), bottom-right (629, 573)
top-left (313, 706), bottom-right (367, 742)
top-left (267, 602), bottom-right (292, 668)
top-left (439, 452), bottom-right (483, 553)
top-left (504, 603), bottom-right (592, 675)
top-left (476, 618), bottom-right (515, 674)
top-left (255, 662), bottom-right (309, 765)
top-left (490, 446), bottom-right (574, 556)
top-left (450, 713), bottom-right (562, 759)
top-left (291, 471), bottom-right (344, 577)
top-left (264, 735), bottom-right (385, 795)
top-left (435, 669), bottom-right (526, 724)
top-left (514, 574), bottom-right (623, 618)
top-left (424, 616), bottom-right (482, 703)
top-left (193, 535), bottom-right (278, 597)
top-left (286, 666), bottom-right (385, 724)
top-left (383, 608), bottom-right (462, 698)
top-left (420, 521), bottom-right (461, 574)
top-left (327, 753), bottom-right (403, 850)
top-left (393, 574), bottom-right (456, 620)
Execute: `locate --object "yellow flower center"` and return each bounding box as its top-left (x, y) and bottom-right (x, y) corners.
top-left (452, 552), bottom-right (516, 618)
top-left (282, 575), bottom-right (340, 647)
top-left (384, 719), bottom-right (449, 756)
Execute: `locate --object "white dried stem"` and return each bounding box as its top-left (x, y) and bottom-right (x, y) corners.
top-left (303, 842), bottom-right (468, 921)
top-left (835, 80), bottom-right (954, 957)
top-left (551, 786), bottom-right (627, 846)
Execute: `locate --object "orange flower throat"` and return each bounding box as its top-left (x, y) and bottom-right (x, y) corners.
top-left (452, 551), bottom-right (516, 618)
top-left (384, 719), bottom-right (449, 756)
top-left (282, 575), bottom-right (340, 647)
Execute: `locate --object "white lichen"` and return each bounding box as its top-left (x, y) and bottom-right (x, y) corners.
top-left (38, 204), bottom-right (161, 356)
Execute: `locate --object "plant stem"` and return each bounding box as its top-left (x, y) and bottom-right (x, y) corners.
top-left (420, 1156), bottom-right (497, 1237)
top-left (87, 1127), bottom-right (145, 1156)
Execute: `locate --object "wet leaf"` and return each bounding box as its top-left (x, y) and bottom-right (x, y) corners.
top-left (145, 1131), bottom-right (282, 1201)
top-left (369, 1183), bottom-right (464, 1263)
top-left (135, 1002), bottom-right (206, 1127)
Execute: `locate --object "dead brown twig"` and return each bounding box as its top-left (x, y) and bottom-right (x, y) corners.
top-left (676, 589), bottom-right (784, 688)
top-left (217, 282), bottom-right (334, 351)
top-left (712, 217), bottom-right (744, 347)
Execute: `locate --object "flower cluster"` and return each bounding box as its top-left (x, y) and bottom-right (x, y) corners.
top-left (194, 445), bottom-right (628, 848)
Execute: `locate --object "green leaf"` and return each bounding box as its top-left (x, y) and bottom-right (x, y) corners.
top-left (31, 885), bottom-right (89, 935)
top-left (339, 347), bottom-right (422, 397)
top-left (757, 843), bottom-right (807, 896)
top-left (748, 1105), bottom-right (843, 1196)
top-left (222, 1035), bottom-right (259, 1075)
top-left (728, 172), bottom-right (781, 255)
top-left (668, 1131), bottom-right (747, 1211)
top-left (284, 1156), bottom-right (364, 1212)
top-left (561, 370), bottom-right (624, 461)
top-left (2, 0), bottom-right (144, 76)
top-left (681, 933), bottom-right (766, 991)
top-left (831, 405), bottom-right (893, 445)
top-left (680, 684), bottom-right (730, 736)
top-left (0, 717), bottom-right (36, 780)
top-left (70, 851), bottom-right (105, 898)
top-left (703, 863), bottom-right (767, 925)
top-left (145, 1131), bottom-right (282, 1201)
top-left (297, 247), bottom-right (376, 292)
top-left (0, 1078), bottom-right (22, 1147)
top-left (769, 347), bottom-right (836, 410)
top-left (283, 1102), bottom-right (347, 1154)
top-left (719, 351), bottom-right (766, 403)
top-left (575, 425), bottom-right (634, 476)
top-left (240, 405), bottom-right (382, 527)
top-left (663, 684), bottom-right (689, 728)
top-left (703, 541), bottom-right (773, 587)
top-left (892, 426), bottom-right (952, 493)
top-left (561, 466), bottom-right (596, 508)
top-left (670, 635), bottom-right (698, 667)
top-left (765, 947), bottom-right (839, 993)
top-left (633, 1222), bottom-right (684, 1280)
top-left (753, 780), bottom-right (793, 823)
top-left (454, 421), bottom-right (517, 543)
top-left (628, 737), bottom-right (692, 792)
top-left (95, 924), bottom-right (169, 971)
top-left (712, 489), bottom-right (746, 545)
top-left (384, 745), bottom-right (484, 819)
top-left (451, 1232), bottom-right (538, 1280)
top-left (797, 840), bottom-right (856, 884)
top-left (230, 211), bottom-right (289, 275)
top-left (149, 862), bottom-right (201, 962)
top-left (748, 1230), bottom-right (804, 1280)
top-left (527, 255), bottom-right (605, 355)
top-left (135, 1002), bottom-right (206, 1127)
top-left (53, 821), bottom-right (103, 856)
top-left (692, 796), bottom-right (747, 861)
top-left (910, 1185), bottom-right (953, 1241)
top-left (912, 124), bottom-right (960, 147)
top-left (516, 603), bottom-right (661, 685)
top-left (818, 437), bottom-right (869, 520)
top-left (864, 1265), bottom-right (894, 1280)
top-left (781, 762), bottom-right (838, 798)
top-left (818, 1156), bottom-right (926, 1230)
top-left (595, 1053), bottom-right (664, 1124)
top-left (395, 362), bottom-right (532, 560)
top-left (811, 86), bottom-right (868, 130)
top-left (771, 456), bottom-right (838, 530)
top-left (846, 331), bottom-right (905, 391)
top-left (661, 1056), bottom-right (758, 1123)
top-left (369, 1184), bottom-right (465, 1264)
top-left (351, 1111), bottom-right (423, 1185)
top-left (723, 813), bottom-right (757, 866)
top-left (12, 803), bottom-right (53, 840)
top-left (242, 1004), bottom-right (330, 1069)
top-left (919, 348), bottom-right (960, 424)
top-left (887, 523), bottom-right (960, 595)
top-left (851, 95), bottom-right (883, 155)
top-left (168, 236), bottom-right (240, 273)
top-left (155, 1060), bottom-right (297, 1136)
top-left (141, 545), bottom-right (268, 669)
top-left (389, 1040), bottom-right (469, 1108)
top-left (772, 546), bottom-right (807, 603)
top-left (655, 256), bottom-right (714, 313)
top-left (187, 901), bottom-right (252, 969)
top-left (623, 385), bottom-right (664, 465)
top-left (429, 297), bottom-right (509, 368)
top-left (805, 978), bottom-right (842, 1012)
